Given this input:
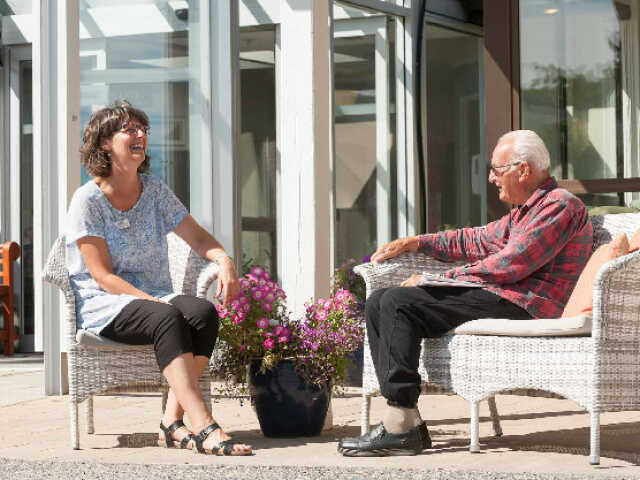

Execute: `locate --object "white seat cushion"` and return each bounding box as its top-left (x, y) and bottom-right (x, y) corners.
top-left (76, 329), bottom-right (151, 349)
top-left (448, 314), bottom-right (592, 337)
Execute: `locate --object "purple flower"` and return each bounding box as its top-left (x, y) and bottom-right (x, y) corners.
top-left (256, 318), bottom-right (269, 329)
top-left (263, 338), bottom-right (275, 349)
top-left (362, 254), bottom-right (372, 263)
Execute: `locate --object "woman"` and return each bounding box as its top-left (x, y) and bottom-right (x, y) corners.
top-left (66, 100), bottom-right (251, 456)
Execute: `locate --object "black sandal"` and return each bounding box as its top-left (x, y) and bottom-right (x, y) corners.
top-left (158, 420), bottom-right (195, 449)
top-left (193, 423), bottom-right (251, 456)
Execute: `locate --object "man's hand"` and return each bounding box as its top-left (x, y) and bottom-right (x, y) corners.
top-left (400, 274), bottom-right (423, 287)
top-left (371, 236), bottom-right (420, 264)
top-left (216, 257), bottom-right (241, 306)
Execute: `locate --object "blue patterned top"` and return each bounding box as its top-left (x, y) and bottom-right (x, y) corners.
top-left (65, 174), bottom-right (188, 334)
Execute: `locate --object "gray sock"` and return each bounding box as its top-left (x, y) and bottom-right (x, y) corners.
top-left (382, 405), bottom-right (422, 434)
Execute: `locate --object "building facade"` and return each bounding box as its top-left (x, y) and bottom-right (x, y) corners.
top-left (0, 0), bottom-right (639, 392)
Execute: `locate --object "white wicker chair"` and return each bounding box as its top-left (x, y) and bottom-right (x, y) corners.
top-left (355, 213), bottom-right (640, 465)
top-left (43, 233), bottom-right (220, 449)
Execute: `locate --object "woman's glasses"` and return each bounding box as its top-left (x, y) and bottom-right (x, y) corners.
top-left (119, 124), bottom-right (151, 137)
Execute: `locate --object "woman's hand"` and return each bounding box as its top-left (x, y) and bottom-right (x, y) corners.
top-left (216, 257), bottom-right (241, 306)
top-left (370, 236), bottom-right (420, 264)
top-left (400, 274), bottom-right (423, 287)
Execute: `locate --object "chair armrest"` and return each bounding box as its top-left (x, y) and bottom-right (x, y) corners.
top-left (354, 252), bottom-right (463, 295)
top-left (592, 249), bottom-right (640, 343)
top-left (196, 262), bottom-right (220, 299)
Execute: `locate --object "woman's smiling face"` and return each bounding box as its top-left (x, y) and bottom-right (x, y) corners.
top-left (102, 119), bottom-right (149, 171)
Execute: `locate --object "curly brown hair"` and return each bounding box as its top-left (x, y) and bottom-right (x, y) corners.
top-left (80, 100), bottom-right (151, 177)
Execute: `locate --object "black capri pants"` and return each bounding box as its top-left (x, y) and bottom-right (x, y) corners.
top-left (100, 295), bottom-right (219, 372)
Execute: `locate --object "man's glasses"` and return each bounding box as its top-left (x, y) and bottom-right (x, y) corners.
top-left (119, 124), bottom-right (151, 137)
top-left (489, 161), bottom-right (521, 176)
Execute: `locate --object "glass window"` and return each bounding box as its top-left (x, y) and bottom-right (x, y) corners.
top-left (333, 4), bottom-right (398, 267)
top-left (238, 27), bottom-right (277, 276)
top-left (79, 1), bottom-right (204, 208)
top-left (424, 24), bottom-right (484, 231)
top-left (520, 0), bottom-right (640, 207)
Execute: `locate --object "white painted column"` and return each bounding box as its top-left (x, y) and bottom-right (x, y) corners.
top-left (375, 20), bottom-right (392, 247)
top-left (278, 0), bottom-right (332, 315)
top-left (210, 2), bottom-right (239, 258)
top-left (34, 0), bottom-right (81, 395)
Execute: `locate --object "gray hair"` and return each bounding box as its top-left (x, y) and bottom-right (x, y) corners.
top-left (498, 130), bottom-right (550, 173)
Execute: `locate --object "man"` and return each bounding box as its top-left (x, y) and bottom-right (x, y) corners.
top-left (338, 130), bottom-right (593, 457)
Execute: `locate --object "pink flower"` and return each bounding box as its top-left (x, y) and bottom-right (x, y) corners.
top-left (314, 310), bottom-right (327, 321)
top-left (240, 278), bottom-right (250, 289)
top-left (238, 344), bottom-right (247, 352)
top-left (242, 303), bottom-right (251, 313)
top-left (216, 305), bottom-right (229, 318)
top-left (256, 318), bottom-right (269, 329)
top-left (251, 266), bottom-right (265, 278)
top-left (262, 302), bottom-right (273, 312)
top-left (232, 313), bottom-right (243, 324)
top-left (253, 289), bottom-right (264, 300)
top-left (263, 338), bottom-right (275, 349)
top-left (323, 300), bottom-right (332, 311)
top-left (231, 299), bottom-right (240, 309)
top-left (274, 325), bottom-right (284, 335)
top-left (278, 335), bottom-right (288, 343)
top-left (238, 295), bottom-right (248, 304)
top-left (265, 292), bottom-right (275, 302)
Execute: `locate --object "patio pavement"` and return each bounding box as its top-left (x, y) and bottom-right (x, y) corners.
top-left (1, 354), bottom-right (640, 479)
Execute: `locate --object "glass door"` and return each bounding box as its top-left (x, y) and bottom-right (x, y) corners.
top-left (333, 6), bottom-right (398, 267)
top-left (8, 46), bottom-right (34, 351)
top-left (424, 22), bottom-right (485, 232)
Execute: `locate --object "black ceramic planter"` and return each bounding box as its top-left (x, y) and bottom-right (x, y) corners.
top-left (248, 359), bottom-right (330, 437)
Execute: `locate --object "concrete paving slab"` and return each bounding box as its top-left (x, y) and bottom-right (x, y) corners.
top-left (1, 358), bottom-right (639, 479)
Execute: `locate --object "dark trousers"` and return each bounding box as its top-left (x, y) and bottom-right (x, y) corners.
top-left (365, 286), bottom-right (531, 408)
top-left (101, 294), bottom-right (219, 372)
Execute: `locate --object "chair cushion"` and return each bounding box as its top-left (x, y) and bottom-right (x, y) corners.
top-left (449, 314), bottom-right (592, 337)
top-left (562, 233), bottom-right (630, 318)
top-left (76, 329), bottom-right (151, 350)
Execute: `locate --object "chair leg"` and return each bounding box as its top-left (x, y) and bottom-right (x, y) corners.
top-left (85, 395), bottom-right (95, 434)
top-left (70, 398), bottom-right (80, 450)
top-left (470, 401), bottom-right (480, 453)
top-left (487, 395), bottom-right (503, 437)
top-left (590, 410), bottom-right (600, 465)
top-left (361, 394), bottom-right (371, 435)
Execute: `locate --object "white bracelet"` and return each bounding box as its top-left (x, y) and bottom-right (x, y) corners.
top-left (213, 252), bottom-right (233, 264)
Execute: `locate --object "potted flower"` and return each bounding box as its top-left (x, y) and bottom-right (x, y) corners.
top-left (215, 266), bottom-right (365, 437)
top-left (214, 266), bottom-right (291, 396)
top-left (248, 287), bottom-right (364, 437)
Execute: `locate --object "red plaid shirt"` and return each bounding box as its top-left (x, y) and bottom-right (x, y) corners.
top-left (417, 178), bottom-right (593, 318)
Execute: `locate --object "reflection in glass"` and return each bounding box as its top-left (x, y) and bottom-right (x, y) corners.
top-left (333, 10), bottom-right (397, 268)
top-left (79, 1), bottom-right (199, 208)
top-left (425, 24), bottom-right (483, 231)
top-left (239, 28), bottom-right (277, 276)
top-left (520, 0), bottom-right (639, 207)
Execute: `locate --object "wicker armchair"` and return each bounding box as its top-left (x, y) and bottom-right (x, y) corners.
top-left (355, 213), bottom-right (640, 465)
top-left (43, 233), bottom-right (220, 449)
